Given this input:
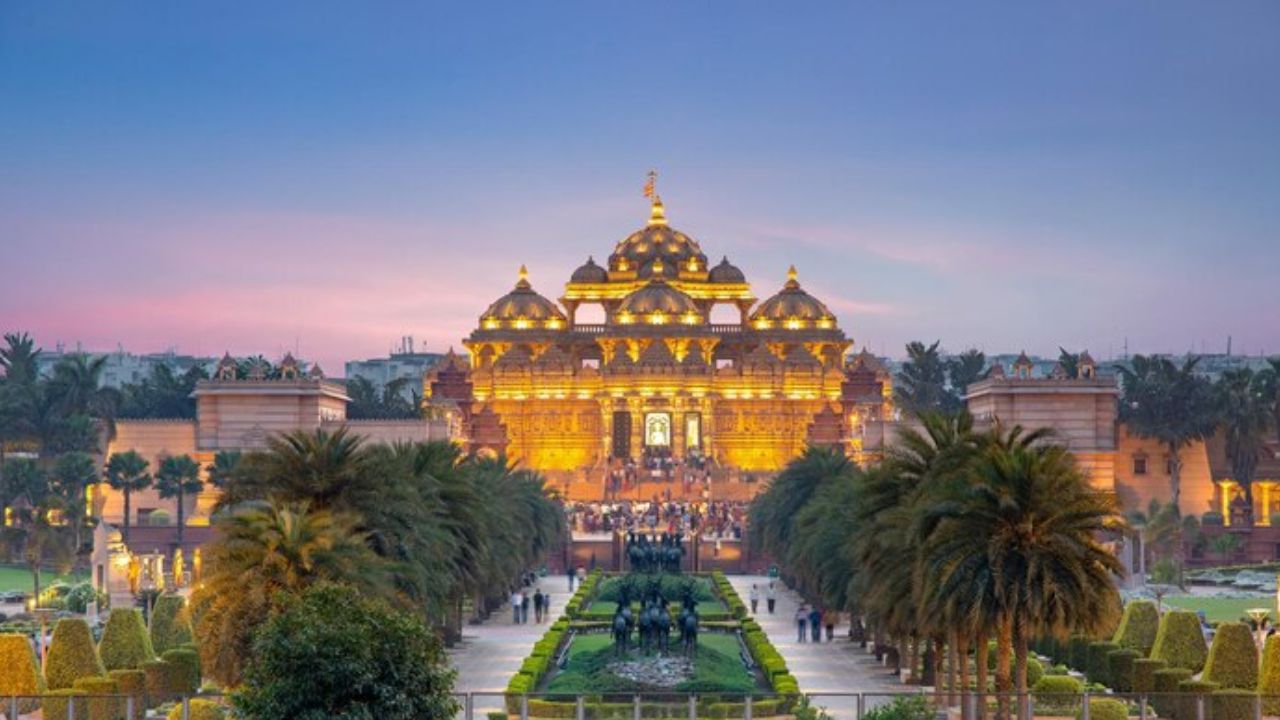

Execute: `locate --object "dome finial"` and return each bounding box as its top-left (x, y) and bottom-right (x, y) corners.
top-left (787, 265), bottom-right (798, 282)
top-left (644, 170), bottom-right (667, 226)
top-left (516, 264), bottom-right (530, 288)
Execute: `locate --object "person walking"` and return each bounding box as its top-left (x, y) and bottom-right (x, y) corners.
top-left (749, 584), bottom-right (760, 615)
top-left (521, 592), bottom-right (531, 624)
top-left (825, 609), bottom-right (836, 642)
top-left (511, 589), bottom-right (522, 624)
top-left (796, 605), bottom-right (808, 642)
top-left (533, 588), bottom-right (545, 623)
top-left (766, 583), bottom-right (777, 614)
top-left (568, 566), bottom-right (576, 592)
top-left (809, 606), bottom-right (822, 642)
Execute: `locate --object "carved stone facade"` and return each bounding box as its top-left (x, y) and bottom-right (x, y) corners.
top-left (446, 195), bottom-right (891, 477)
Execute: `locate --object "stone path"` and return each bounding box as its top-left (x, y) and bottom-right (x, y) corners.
top-left (449, 580), bottom-right (571, 695)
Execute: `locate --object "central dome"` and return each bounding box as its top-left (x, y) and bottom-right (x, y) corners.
top-left (608, 199), bottom-right (708, 278)
top-left (616, 278), bottom-right (703, 325)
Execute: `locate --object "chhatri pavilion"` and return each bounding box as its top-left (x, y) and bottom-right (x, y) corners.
top-left (428, 190), bottom-right (893, 483)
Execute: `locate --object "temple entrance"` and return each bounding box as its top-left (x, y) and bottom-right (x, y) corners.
top-left (684, 412), bottom-right (701, 454)
top-left (611, 411), bottom-right (631, 459)
top-left (644, 412), bottom-right (672, 449)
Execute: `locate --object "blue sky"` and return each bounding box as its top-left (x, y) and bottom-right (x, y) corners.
top-left (2, 2), bottom-right (1278, 374)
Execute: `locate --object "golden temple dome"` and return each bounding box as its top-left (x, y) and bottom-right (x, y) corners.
top-left (616, 278), bottom-right (703, 325)
top-left (481, 265), bottom-right (567, 329)
top-left (609, 199), bottom-right (708, 278)
top-left (750, 266), bottom-right (835, 329)
top-left (570, 256), bottom-right (609, 284)
top-left (707, 256), bottom-right (746, 284)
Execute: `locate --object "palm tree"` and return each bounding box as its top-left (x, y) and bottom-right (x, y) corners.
top-left (1209, 532), bottom-right (1243, 565)
top-left (190, 500), bottom-right (389, 686)
top-left (895, 340), bottom-right (950, 415)
top-left (946, 349), bottom-right (987, 412)
top-left (0, 332), bottom-right (41, 385)
top-left (0, 458), bottom-right (72, 604)
top-left (155, 454), bottom-right (203, 547)
top-left (205, 450), bottom-right (242, 490)
top-left (1117, 355), bottom-right (1220, 511)
top-left (105, 450), bottom-right (152, 542)
top-left (1217, 368), bottom-right (1273, 516)
top-left (748, 445), bottom-right (854, 557)
top-left (51, 451), bottom-right (96, 554)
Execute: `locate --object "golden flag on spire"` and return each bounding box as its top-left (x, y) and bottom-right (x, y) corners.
top-left (643, 170), bottom-right (657, 200)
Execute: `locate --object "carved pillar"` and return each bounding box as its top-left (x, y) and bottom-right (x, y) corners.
top-left (564, 300), bottom-right (579, 330)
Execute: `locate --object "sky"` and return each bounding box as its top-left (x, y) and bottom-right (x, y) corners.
top-left (2, 2), bottom-right (1278, 376)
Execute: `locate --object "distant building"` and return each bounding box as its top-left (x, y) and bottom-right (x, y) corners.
top-left (36, 344), bottom-right (216, 388)
top-left (344, 337), bottom-right (442, 400)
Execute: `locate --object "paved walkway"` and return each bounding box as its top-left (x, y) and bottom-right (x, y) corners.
top-left (449, 580), bottom-right (572, 695)
top-left (728, 575), bottom-right (906, 716)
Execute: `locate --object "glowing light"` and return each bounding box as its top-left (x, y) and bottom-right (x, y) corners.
top-left (513, 318), bottom-right (531, 330)
top-left (483, 318), bottom-right (500, 330)
top-left (754, 319), bottom-right (772, 330)
top-left (681, 312), bottom-right (700, 325)
top-left (617, 311), bottom-right (635, 325)
top-left (786, 318), bottom-right (803, 330)
top-left (648, 312), bottom-right (667, 325)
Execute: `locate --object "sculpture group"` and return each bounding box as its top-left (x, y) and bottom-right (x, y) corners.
top-left (610, 575), bottom-right (699, 658)
top-left (625, 532), bottom-right (686, 574)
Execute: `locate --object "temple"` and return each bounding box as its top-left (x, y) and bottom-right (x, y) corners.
top-left (428, 192), bottom-right (892, 495)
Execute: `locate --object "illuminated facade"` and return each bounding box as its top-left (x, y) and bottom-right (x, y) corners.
top-left (443, 194), bottom-right (891, 476)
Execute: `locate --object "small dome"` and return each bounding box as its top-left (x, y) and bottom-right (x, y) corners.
top-left (750, 266), bottom-right (835, 328)
top-left (616, 279), bottom-right (703, 325)
top-left (608, 200), bottom-right (707, 274)
top-left (708, 256), bottom-right (745, 284)
top-left (570, 256), bottom-right (609, 284)
top-left (481, 266), bottom-right (566, 328)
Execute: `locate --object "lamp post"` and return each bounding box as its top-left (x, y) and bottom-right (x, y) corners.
top-left (32, 606), bottom-right (56, 671)
top-left (1248, 608), bottom-right (1271, 650)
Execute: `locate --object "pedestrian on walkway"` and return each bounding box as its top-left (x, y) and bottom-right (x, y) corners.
top-left (533, 589), bottom-right (545, 623)
top-left (809, 606), bottom-right (822, 642)
top-left (521, 592), bottom-right (531, 624)
top-left (568, 567), bottom-right (576, 592)
top-left (542, 591), bottom-right (551, 621)
top-left (511, 590), bottom-right (522, 624)
top-left (825, 610), bottom-right (836, 642)
top-left (749, 584), bottom-right (760, 615)
top-left (766, 582), bottom-right (777, 614)
top-left (796, 604), bottom-right (808, 643)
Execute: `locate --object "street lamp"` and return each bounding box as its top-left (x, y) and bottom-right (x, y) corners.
top-left (1247, 608), bottom-right (1271, 650)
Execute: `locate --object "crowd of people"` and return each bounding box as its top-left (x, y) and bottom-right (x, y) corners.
top-left (746, 582), bottom-right (840, 643)
top-left (603, 449), bottom-right (715, 497)
top-left (565, 499), bottom-right (747, 540)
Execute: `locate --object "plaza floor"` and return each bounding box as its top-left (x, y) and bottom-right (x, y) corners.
top-left (448, 579), bottom-right (572, 695)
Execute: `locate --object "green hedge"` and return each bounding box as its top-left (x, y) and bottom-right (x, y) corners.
top-left (99, 608), bottom-right (156, 671)
top-left (166, 699), bottom-right (227, 720)
top-left (149, 595), bottom-right (195, 654)
top-left (1113, 600), bottom-right (1160, 656)
top-left (1152, 667), bottom-right (1194, 717)
top-left (0, 632), bottom-right (44, 713)
top-left (1087, 641), bottom-right (1120, 686)
top-left (1260, 635), bottom-right (1280, 714)
top-left (46, 618), bottom-right (106, 690)
top-left (1178, 680), bottom-right (1221, 720)
top-left (71, 676), bottom-right (123, 720)
top-left (1068, 635), bottom-right (1091, 672)
top-left (108, 669), bottom-right (146, 720)
top-left (1152, 610), bottom-right (1208, 672)
top-left (1107, 648), bottom-right (1141, 692)
top-left (1077, 698), bottom-right (1126, 720)
top-left (1132, 658), bottom-right (1167, 693)
top-left (1204, 622), bottom-right (1258, 690)
top-left (161, 648), bottom-right (200, 695)
top-left (1211, 690), bottom-right (1258, 720)
top-left (1033, 675), bottom-right (1082, 712)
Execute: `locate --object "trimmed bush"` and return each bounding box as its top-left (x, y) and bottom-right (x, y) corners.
top-left (1132, 657), bottom-right (1167, 693)
top-left (1113, 600), bottom-right (1160, 656)
top-left (109, 668), bottom-right (146, 720)
top-left (149, 595), bottom-right (195, 654)
top-left (166, 698), bottom-right (227, 720)
top-left (1211, 690), bottom-right (1258, 720)
top-left (71, 676), bottom-right (123, 720)
top-left (1259, 635), bottom-right (1280, 714)
top-left (1204, 622), bottom-right (1258, 690)
top-left (42, 689), bottom-right (88, 720)
top-left (1077, 698), bottom-right (1127, 720)
top-left (0, 633), bottom-right (45, 714)
top-left (1034, 675), bottom-right (1083, 712)
top-left (1152, 667), bottom-right (1194, 717)
top-left (142, 659), bottom-right (188, 706)
top-left (46, 618), bottom-right (106, 690)
top-left (1108, 648), bottom-right (1141, 692)
top-left (161, 648), bottom-right (201, 693)
top-left (1087, 641), bottom-right (1120, 686)
top-left (1069, 635), bottom-right (1091, 671)
top-left (1178, 680), bottom-right (1221, 720)
top-left (1026, 656), bottom-right (1045, 688)
top-left (1152, 610), bottom-right (1209, 672)
top-left (99, 608), bottom-right (156, 671)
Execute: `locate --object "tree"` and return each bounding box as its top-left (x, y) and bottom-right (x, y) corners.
top-left (345, 376), bottom-right (420, 420)
top-left (1117, 355), bottom-right (1220, 511)
top-left (47, 353), bottom-right (114, 419)
top-left (155, 455), bottom-right (203, 547)
top-left (1058, 348), bottom-right (1080, 379)
top-left (205, 450), bottom-right (242, 490)
top-left (118, 364), bottom-right (207, 419)
top-left (946, 349), bottom-right (987, 412)
top-left (0, 458), bottom-right (72, 605)
top-left (51, 451), bottom-right (96, 554)
top-left (1209, 532), bottom-right (1243, 565)
top-left (1217, 368), bottom-right (1273, 516)
top-left (191, 501), bottom-right (390, 686)
top-left (105, 451), bottom-right (152, 543)
top-left (896, 341), bottom-right (951, 415)
top-left (234, 584), bottom-right (458, 720)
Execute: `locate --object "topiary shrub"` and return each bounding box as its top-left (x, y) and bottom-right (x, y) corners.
top-left (46, 618), bottom-right (106, 690)
top-left (1113, 600), bottom-right (1160, 656)
top-left (0, 633), bottom-right (45, 714)
top-left (1033, 675), bottom-right (1083, 712)
top-left (161, 648), bottom-right (200, 694)
top-left (141, 659), bottom-right (186, 707)
top-left (1152, 610), bottom-right (1209, 672)
top-left (1132, 657), bottom-right (1167, 693)
top-left (1077, 698), bottom-right (1127, 720)
top-left (150, 595), bottom-right (194, 655)
top-left (1212, 690), bottom-right (1258, 720)
top-left (1026, 656), bottom-right (1045, 688)
top-left (1069, 635), bottom-right (1091, 672)
top-left (109, 668), bottom-right (146, 720)
top-left (42, 689), bottom-right (88, 720)
top-left (1152, 667), bottom-right (1194, 717)
top-left (1204, 622), bottom-right (1258, 690)
top-left (1108, 648), bottom-right (1141, 692)
top-left (1088, 641), bottom-right (1120, 686)
top-left (1259, 635), bottom-right (1280, 714)
top-left (166, 698), bottom-right (227, 720)
top-left (71, 676), bottom-right (123, 720)
top-left (1177, 680), bottom-right (1221, 720)
top-left (99, 608), bottom-right (156, 671)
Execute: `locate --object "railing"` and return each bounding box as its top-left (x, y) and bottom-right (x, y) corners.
top-left (569, 324), bottom-right (745, 336)
top-left (2, 691), bottom-right (229, 720)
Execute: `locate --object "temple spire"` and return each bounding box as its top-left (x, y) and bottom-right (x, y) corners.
top-left (644, 170), bottom-right (667, 226)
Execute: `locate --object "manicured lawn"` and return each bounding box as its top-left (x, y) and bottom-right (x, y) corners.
top-left (546, 632), bottom-right (758, 693)
top-left (0, 565), bottom-right (88, 594)
top-left (1162, 595), bottom-right (1275, 623)
top-left (586, 599), bottom-right (728, 616)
